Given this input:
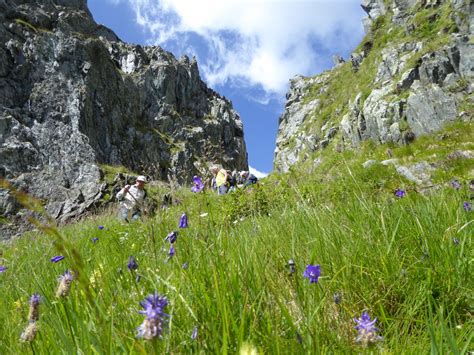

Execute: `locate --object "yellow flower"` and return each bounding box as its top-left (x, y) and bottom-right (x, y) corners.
top-left (14, 299), bottom-right (22, 311)
top-left (239, 342), bottom-right (259, 355)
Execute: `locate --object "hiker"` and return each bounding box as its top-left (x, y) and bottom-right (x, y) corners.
top-left (239, 171), bottom-right (258, 187)
top-left (227, 170), bottom-right (238, 192)
top-left (236, 171), bottom-right (247, 186)
top-left (210, 166), bottom-right (228, 195)
top-left (116, 175), bottom-right (147, 222)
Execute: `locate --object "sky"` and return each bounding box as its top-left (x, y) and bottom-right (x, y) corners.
top-left (88, 0), bottom-right (366, 177)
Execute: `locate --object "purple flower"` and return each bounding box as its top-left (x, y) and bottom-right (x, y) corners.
top-left (98, 225), bottom-right (104, 230)
top-left (51, 255), bottom-right (65, 263)
top-left (354, 311), bottom-right (383, 345)
top-left (91, 237), bottom-right (99, 243)
top-left (191, 176), bottom-right (204, 193)
top-left (394, 188), bottom-right (406, 198)
top-left (168, 245), bottom-right (175, 259)
top-left (136, 292), bottom-right (169, 340)
top-left (303, 264), bottom-right (321, 283)
top-left (0, 265), bottom-right (6, 273)
top-left (182, 261), bottom-right (189, 269)
top-left (128, 256), bottom-right (138, 271)
top-left (28, 293), bottom-right (41, 322)
top-left (451, 179), bottom-right (461, 190)
top-left (333, 292), bottom-right (342, 305)
top-left (179, 213), bottom-right (188, 228)
top-left (191, 326), bottom-right (198, 340)
top-left (165, 231), bottom-right (178, 244)
top-left (29, 293), bottom-right (41, 306)
top-left (463, 202), bottom-right (472, 212)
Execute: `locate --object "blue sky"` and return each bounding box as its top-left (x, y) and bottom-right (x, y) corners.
top-left (88, 0), bottom-right (366, 176)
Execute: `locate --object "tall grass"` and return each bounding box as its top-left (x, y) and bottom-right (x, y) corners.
top-left (0, 165), bottom-right (472, 353)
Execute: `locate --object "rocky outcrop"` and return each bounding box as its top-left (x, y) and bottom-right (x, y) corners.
top-left (0, 0), bottom-right (248, 238)
top-left (274, 0), bottom-right (472, 173)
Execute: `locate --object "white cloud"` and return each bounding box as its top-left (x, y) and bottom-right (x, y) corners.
top-left (249, 166), bottom-right (268, 179)
top-left (114, 0), bottom-right (365, 96)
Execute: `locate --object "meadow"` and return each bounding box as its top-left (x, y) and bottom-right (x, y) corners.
top-left (0, 129), bottom-right (473, 353)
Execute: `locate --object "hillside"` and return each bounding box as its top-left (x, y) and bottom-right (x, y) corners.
top-left (275, 0), bottom-right (473, 175)
top-left (0, 129), bottom-right (472, 352)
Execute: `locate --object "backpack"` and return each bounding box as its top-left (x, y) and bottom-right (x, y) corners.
top-left (248, 174), bottom-right (258, 184)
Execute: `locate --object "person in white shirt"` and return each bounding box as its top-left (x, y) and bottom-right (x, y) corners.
top-left (116, 175), bottom-right (147, 222)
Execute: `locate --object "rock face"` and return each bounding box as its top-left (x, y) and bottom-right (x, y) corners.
top-left (274, 0), bottom-right (472, 173)
top-left (0, 0), bottom-right (248, 238)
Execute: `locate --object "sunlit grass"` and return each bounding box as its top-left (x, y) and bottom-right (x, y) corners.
top-left (0, 162), bottom-right (472, 352)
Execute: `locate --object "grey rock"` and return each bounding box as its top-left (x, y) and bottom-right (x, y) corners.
top-left (274, 73), bottom-right (331, 172)
top-left (361, 0), bottom-right (386, 20)
top-left (332, 55), bottom-right (345, 66)
top-left (350, 52), bottom-right (365, 72)
top-left (362, 160), bottom-right (377, 168)
top-left (446, 150), bottom-right (474, 160)
top-left (0, 0), bottom-right (248, 238)
top-left (397, 67), bottom-right (420, 91)
top-left (395, 161), bottom-right (435, 185)
top-left (406, 81), bottom-right (458, 136)
top-left (381, 159), bottom-right (399, 166)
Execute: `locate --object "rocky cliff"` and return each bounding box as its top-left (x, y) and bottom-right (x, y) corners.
top-left (0, 0), bottom-right (248, 237)
top-left (274, 0), bottom-right (472, 173)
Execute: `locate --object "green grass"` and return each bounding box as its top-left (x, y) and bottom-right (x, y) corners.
top-left (0, 145), bottom-right (473, 353)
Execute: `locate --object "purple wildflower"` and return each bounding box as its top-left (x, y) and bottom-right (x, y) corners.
top-left (394, 188), bottom-right (406, 198)
top-left (50, 255), bottom-right (65, 263)
top-left (179, 213), bottom-right (188, 228)
top-left (191, 176), bottom-right (204, 193)
top-left (182, 261), bottom-right (189, 269)
top-left (191, 326), bottom-right (198, 340)
top-left (136, 292), bottom-right (169, 340)
top-left (165, 231), bottom-right (178, 244)
top-left (128, 256), bottom-right (138, 271)
top-left (303, 264), bottom-right (321, 283)
top-left (91, 237), bottom-right (99, 243)
top-left (168, 245), bottom-right (175, 259)
top-left (28, 293), bottom-right (41, 322)
top-left (333, 292), bottom-right (342, 305)
top-left (354, 311), bottom-right (383, 346)
top-left (0, 265), bottom-right (6, 273)
top-left (451, 179), bottom-right (461, 190)
top-left (463, 202), bottom-right (472, 212)
top-left (29, 293), bottom-right (41, 307)
top-left (98, 225), bottom-right (104, 230)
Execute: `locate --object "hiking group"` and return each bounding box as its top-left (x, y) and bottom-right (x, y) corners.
top-left (115, 166), bottom-right (258, 222)
top-left (209, 166), bottom-right (258, 195)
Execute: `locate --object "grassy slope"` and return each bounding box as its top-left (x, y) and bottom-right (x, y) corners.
top-left (0, 122), bottom-right (473, 353)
